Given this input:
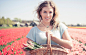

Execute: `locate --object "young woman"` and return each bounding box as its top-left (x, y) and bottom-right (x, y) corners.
top-left (24, 0), bottom-right (73, 55)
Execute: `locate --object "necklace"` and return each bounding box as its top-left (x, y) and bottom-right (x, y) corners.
top-left (42, 22), bottom-right (50, 28)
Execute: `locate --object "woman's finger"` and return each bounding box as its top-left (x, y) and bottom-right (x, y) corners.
top-left (23, 43), bottom-right (29, 47)
top-left (27, 41), bottom-right (34, 46)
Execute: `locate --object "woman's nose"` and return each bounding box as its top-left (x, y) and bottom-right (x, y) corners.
top-left (46, 13), bottom-right (50, 17)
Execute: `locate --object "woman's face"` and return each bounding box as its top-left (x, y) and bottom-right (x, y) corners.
top-left (40, 6), bottom-right (53, 23)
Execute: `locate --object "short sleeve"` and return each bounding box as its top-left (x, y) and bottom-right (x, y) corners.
top-left (26, 27), bottom-right (35, 42)
top-left (59, 23), bottom-right (68, 38)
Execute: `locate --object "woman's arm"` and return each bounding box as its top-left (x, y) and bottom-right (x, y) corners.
top-left (50, 29), bottom-right (73, 49)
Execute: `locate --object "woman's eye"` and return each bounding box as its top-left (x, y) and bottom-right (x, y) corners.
top-left (44, 11), bottom-right (47, 13)
top-left (49, 11), bottom-right (52, 13)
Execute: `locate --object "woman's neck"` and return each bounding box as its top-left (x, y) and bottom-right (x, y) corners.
top-left (41, 22), bottom-right (50, 27)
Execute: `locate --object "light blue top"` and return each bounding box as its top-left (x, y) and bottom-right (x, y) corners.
top-left (26, 22), bottom-right (68, 45)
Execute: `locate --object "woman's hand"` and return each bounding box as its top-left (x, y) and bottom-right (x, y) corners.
top-left (23, 38), bottom-right (34, 47)
top-left (46, 30), bottom-right (54, 40)
top-left (23, 41), bottom-right (34, 48)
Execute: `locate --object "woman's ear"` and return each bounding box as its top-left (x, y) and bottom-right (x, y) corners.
top-left (40, 11), bottom-right (42, 16)
top-left (39, 11), bottom-right (42, 21)
top-left (40, 11), bottom-right (42, 19)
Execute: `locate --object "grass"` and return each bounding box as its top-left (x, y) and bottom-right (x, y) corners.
top-left (0, 26), bottom-right (32, 30)
top-left (0, 27), bottom-right (18, 29)
top-left (0, 27), bottom-right (11, 29)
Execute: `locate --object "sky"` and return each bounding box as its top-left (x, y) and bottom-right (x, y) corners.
top-left (0, 0), bottom-right (86, 25)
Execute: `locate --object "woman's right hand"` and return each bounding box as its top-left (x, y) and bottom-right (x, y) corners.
top-left (23, 43), bottom-right (29, 47)
top-left (23, 41), bottom-right (34, 47)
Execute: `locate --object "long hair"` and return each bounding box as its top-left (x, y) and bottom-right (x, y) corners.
top-left (36, 0), bottom-right (60, 28)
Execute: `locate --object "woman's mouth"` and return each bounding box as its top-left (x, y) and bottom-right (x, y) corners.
top-left (45, 18), bottom-right (50, 20)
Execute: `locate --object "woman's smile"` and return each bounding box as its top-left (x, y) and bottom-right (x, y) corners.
top-left (45, 18), bottom-right (50, 20)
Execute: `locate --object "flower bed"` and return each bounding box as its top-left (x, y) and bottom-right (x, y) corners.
top-left (0, 27), bottom-right (86, 55)
top-left (0, 27), bottom-right (31, 45)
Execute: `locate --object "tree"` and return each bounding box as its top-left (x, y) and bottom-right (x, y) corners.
top-left (0, 17), bottom-right (5, 24)
top-left (0, 17), bottom-right (12, 25)
top-left (0, 18), bottom-right (3, 25)
top-left (14, 18), bottom-right (19, 22)
top-left (77, 23), bottom-right (80, 26)
top-left (6, 18), bottom-right (12, 25)
top-left (19, 18), bottom-right (22, 22)
top-left (14, 18), bottom-right (22, 22)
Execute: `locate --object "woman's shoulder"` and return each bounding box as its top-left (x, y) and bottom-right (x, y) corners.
top-left (30, 26), bottom-right (38, 31)
top-left (58, 22), bottom-right (68, 38)
top-left (59, 22), bottom-right (64, 26)
top-left (59, 22), bottom-right (67, 28)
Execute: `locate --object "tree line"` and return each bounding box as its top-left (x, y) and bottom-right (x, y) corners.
top-left (0, 16), bottom-right (22, 24)
top-left (0, 17), bottom-right (12, 25)
top-left (0, 16), bottom-right (23, 27)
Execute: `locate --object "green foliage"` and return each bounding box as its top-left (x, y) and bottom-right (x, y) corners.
top-left (0, 27), bottom-right (10, 29)
top-left (19, 18), bottom-right (22, 22)
top-left (14, 18), bottom-right (22, 22)
top-left (6, 18), bottom-right (12, 25)
top-left (0, 41), bottom-right (14, 52)
top-left (84, 43), bottom-right (86, 46)
top-left (16, 38), bottom-right (21, 40)
top-left (0, 36), bottom-right (24, 52)
top-left (23, 41), bottom-right (43, 51)
top-left (79, 41), bottom-right (82, 43)
top-left (0, 17), bottom-right (5, 24)
top-left (0, 45), bottom-right (6, 51)
top-left (14, 18), bottom-right (19, 22)
top-left (0, 16), bottom-right (13, 25)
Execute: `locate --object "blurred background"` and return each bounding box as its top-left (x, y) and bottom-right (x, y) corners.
top-left (0, 0), bottom-right (86, 28)
top-left (0, 0), bottom-right (86, 55)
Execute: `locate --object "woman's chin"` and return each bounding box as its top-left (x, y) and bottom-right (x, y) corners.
top-left (45, 19), bottom-right (51, 22)
top-left (45, 21), bottom-right (50, 23)
top-left (42, 19), bottom-right (51, 23)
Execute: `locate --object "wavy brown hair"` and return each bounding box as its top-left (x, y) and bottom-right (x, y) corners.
top-left (36, 0), bottom-right (60, 28)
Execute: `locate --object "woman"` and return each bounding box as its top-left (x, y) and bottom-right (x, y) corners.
top-left (24, 0), bottom-right (73, 55)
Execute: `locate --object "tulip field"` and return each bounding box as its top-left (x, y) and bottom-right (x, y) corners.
top-left (68, 27), bottom-right (86, 55)
top-left (0, 27), bottom-right (86, 55)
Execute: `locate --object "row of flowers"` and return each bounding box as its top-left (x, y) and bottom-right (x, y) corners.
top-left (68, 28), bottom-right (86, 44)
top-left (0, 36), bottom-right (27, 55)
top-left (0, 27), bottom-right (32, 46)
top-left (68, 40), bottom-right (86, 55)
top-left (68, 28), bottom-right (86, 55)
